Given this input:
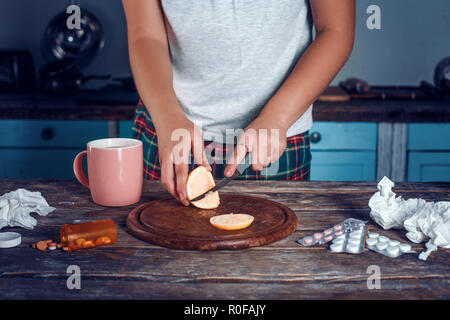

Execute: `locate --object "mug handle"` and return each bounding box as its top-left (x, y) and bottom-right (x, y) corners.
top-left (73, 150), bottom-right (90, 189)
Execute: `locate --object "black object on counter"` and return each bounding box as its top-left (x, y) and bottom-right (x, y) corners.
top-left (39, 57), bottom-right (110, 95)
top-left (0, 50), bottom-right (37, 93)
top-left (339, 76), bottom-right (446, 101)
top-left (339, 78), bottom-right (371, 94)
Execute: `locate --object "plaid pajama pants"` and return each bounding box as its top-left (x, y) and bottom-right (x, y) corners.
top-left (132, 101), bottom-right (312, 180)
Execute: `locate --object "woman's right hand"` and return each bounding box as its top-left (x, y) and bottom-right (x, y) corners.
top-left (156, 114), bottom-right (211, 206)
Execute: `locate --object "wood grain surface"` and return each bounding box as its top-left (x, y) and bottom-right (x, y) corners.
top-left (0, 179), bottom-right (449, 299)
top-left (127, 195), bottom-right (298, 251)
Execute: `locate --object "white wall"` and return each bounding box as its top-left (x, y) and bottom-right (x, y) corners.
top-left (334, 0), bottom-right (450, 85)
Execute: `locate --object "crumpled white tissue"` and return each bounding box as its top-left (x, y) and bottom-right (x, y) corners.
top-left (368, 177), bottom-right (450, 261)
top-left (368, 176), bottom-right (403, 229)
top-left (0, 188), bottom-right (55, 230)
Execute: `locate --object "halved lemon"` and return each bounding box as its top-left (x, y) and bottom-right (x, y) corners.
top-left (186, 166), bottom-right (220, 209)
top-left (209, 213), bottom-right (254, 230)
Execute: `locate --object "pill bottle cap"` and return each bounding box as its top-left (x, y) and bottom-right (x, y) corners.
top-left (0, 232), bottom-right (22, 248)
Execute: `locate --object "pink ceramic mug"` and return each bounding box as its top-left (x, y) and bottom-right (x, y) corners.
top-left (73, 138), bottom-right (143, 206)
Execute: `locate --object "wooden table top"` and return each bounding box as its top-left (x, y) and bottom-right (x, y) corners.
top-left (0, 179), bottom-right (449, 299)
top-left (1, 93), bottom-right (449, 122)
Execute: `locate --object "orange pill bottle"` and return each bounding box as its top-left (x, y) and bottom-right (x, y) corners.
top-left (60, 219), bottom-right (117, 251)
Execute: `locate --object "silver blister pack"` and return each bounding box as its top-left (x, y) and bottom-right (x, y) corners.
top-left (297, 218), bottom-right (367, 247)
top-left (329, 224), bottom-right (369, 254)
top-left (365, 232), bottom-right (415, 258)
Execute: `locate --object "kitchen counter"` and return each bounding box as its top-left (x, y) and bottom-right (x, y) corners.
top-left (0, 179), bottom-right (449, 299)
top-left (0, 93), bottom-right (449, 122)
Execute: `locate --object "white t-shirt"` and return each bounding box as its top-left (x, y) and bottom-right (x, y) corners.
top-left (161, 0), bottom-right (313, 143)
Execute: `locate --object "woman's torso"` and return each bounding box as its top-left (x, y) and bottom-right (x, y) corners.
top-left (161, 0), bottom-right (314, 142)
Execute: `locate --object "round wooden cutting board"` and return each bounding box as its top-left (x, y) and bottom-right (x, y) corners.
top-left (126, 194), bottom-right (298, 251)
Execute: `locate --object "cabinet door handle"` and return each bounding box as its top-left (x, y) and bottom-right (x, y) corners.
top-left (41, 128), bottom-right (55, 140)
top-left (310, 131), bottom-right (321, 143)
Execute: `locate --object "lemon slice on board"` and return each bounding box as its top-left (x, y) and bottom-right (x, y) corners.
top-left (209, 213), bottom-right (254, 230)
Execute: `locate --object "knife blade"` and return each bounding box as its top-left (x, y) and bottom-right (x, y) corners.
top-left (189, 153), bottom-right (252, 202)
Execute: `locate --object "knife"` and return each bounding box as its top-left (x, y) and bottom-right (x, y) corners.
top-left (189, 153), bottom-right (252, 202)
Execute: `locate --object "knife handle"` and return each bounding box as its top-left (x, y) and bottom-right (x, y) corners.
top-left (235, 153), bottom-right (280, 177)
top-left (236, 153), bottom-right (252, 175)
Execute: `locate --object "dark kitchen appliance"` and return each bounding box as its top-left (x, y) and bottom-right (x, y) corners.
top-left (338, 77), bottom-right (447, 101)
top-left (0, 50), bottom-right (36, 93)
top-left (44, 3), bottom-right (104, 67)
top-left (39, 2), bottom-right (107, 95)
top-left (39, 57), bottom-right (110, 95)
top-left (434, 57), bottom-right (450, 93)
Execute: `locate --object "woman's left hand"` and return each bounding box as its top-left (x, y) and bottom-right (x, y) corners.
top-left (224, 116), bottom-right (287, 177)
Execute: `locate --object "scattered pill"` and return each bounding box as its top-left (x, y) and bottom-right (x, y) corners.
top-left (36, 241), bottom-right (48, 251)
top-left (378, 236), bottom-right (389, 243)
top-left (368, 232), bottom-right (379, 239)
top-left (48, 245), bottom-right (57, 251)
top-left (57, 243), bottom-right (63, 248)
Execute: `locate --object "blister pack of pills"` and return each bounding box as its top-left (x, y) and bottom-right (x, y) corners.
top-left (297, 218), bottom-right (367, 247)
top-left (329, 225), bottom-right (369, 254)
top-left (365, 232), bottom-right (415, 258)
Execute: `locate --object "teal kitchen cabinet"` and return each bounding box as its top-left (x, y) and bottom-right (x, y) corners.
top-left (309, 122), bottom-right (377, 181)
top-left (408, 152), bottom-right (450, 182)
top-left (0, 120), bottom-right (108, 179)
top-left (0, 149), bottom-right (83, 179)
top-left (407, 123), bottom-right (450, 182)
top-left (310, 151), bottom-right (376, 181)
top-left (119, 120), bottom-right (135, 138)
top-left (28, 120), bottom-right (444, 182)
